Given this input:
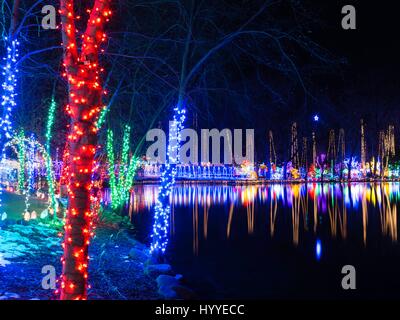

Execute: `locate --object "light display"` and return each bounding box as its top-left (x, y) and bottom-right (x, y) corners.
top-left (27, 134), bottom-right (36, 193)
top-left (106, 128), bottom-right (118, 209)
top-left (119, 125), bottom-right (140, 205)
top-left (17, 129), bottom-right (26, 192)
top-left (150, 106), bottom-right (186, 256)
top-left (122, 156), bottom-right (139, 202)
top-left (0, 37), bottom-right (19, 140)
top-left (45, 97), bottom-right (58, 217)
top-left (60, 142), bottom-right (70, 188)
top-left (59, 0), bottom-right (112, 300)
top-left (24, 134), bottom-right (36, 217)
top-left (0, 37), bottom-right (20, 221)
top-left (118, 125), bottom-right (131, 198)
top-left (90, 155), bottom-right (104, 219)
top-left (106, 125), bottom-right (140, 210)
top-left (96, 105), bottom-right (108, 129)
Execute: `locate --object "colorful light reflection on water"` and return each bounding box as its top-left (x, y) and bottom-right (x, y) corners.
top-left (104, 183), bottom-right (400, 245)
top-left (104, 183), bottom-right (400, 298)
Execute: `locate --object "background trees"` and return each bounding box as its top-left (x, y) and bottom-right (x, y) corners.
top-left (1, 0), bottom-right (397, 165)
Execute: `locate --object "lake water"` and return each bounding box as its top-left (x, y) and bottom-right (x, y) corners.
top-left (108, 183), bottom-right (400, 299)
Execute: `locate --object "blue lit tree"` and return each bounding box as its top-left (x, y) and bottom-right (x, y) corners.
top-left (150, 106), bottom-right (186, 259)
top-left (0, 0), bottom-right (62, 220)
top-left (0, 0), bottom-right (21, 219)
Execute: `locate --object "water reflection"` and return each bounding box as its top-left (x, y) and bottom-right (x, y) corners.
top-left (105, 183), bottom-right (400, 253)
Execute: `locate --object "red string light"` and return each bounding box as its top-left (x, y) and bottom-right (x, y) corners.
top-left (59, 0), bottom-right (111, 300)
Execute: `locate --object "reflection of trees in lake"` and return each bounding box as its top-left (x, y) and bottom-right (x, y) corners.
top-left (377, 185), bottom-right (397, 243)
top-left (130, 183), bottom-right (400, 252)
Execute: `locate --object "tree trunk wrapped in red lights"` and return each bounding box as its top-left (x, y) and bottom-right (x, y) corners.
top-left (59, 0), bottom-right (111, 300)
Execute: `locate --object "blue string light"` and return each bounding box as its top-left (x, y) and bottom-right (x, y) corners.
top-left (27, 134), bottom-right (36, 193)
top-left (1, 38), bottom-right (19, 140)
top-left (24, 134), bottom-right (37, 218)
top-left (150, 106), bottom-right (186, 255)
top-left (0, 37), bottom-right (20, 220)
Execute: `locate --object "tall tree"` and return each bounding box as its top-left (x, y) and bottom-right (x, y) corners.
top-left (59, 0), bottom-right (111, 300)
top-left (1, 0), bottom-right (20, 143)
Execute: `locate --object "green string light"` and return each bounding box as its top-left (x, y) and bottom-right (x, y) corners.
top-left (17, 129), bottom-right (26, 192)
top-left (106, 129), bottom-right (119, 210)
top-left (96, 106), bottom-right (108, 130)
top-left (118, 125), bottom-right (130, 203)
top-left (45, 98), bottom-right (57, 218)
top-left (106, 126), bottom-right (139, 210)
top-left (122, 156), bottom-right (139, 204)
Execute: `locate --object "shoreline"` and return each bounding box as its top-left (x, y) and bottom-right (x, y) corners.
top-left (132, 178), bottom-right (400, 186)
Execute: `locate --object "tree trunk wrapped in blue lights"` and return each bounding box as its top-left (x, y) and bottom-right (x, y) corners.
top-left (150, 106), bottom-right (186, 257)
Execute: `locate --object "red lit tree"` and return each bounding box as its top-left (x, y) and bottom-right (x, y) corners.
top-left (59, 0), bottom-right (111, 300)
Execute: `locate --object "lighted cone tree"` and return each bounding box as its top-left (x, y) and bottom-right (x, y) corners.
top-left (59, 0), bottom-right (112, 300)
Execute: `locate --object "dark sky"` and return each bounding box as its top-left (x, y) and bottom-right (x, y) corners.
top-left (253, 0), bottom-right (400, 159)
top-left (311, 0), bottom-right (400, 69)
top-left (303, 1), bottom-right (400, 135)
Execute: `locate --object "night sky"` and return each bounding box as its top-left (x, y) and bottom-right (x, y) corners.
top-left (314, 1), bottom-right (399, 68)
top-left (309, 0), bottom-right (400, 106)
top-left (264, 0), bottom-right (400, 160)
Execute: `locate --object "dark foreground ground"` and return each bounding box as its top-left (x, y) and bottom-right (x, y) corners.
top-left (0, 220), bottom-right (160, 300)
